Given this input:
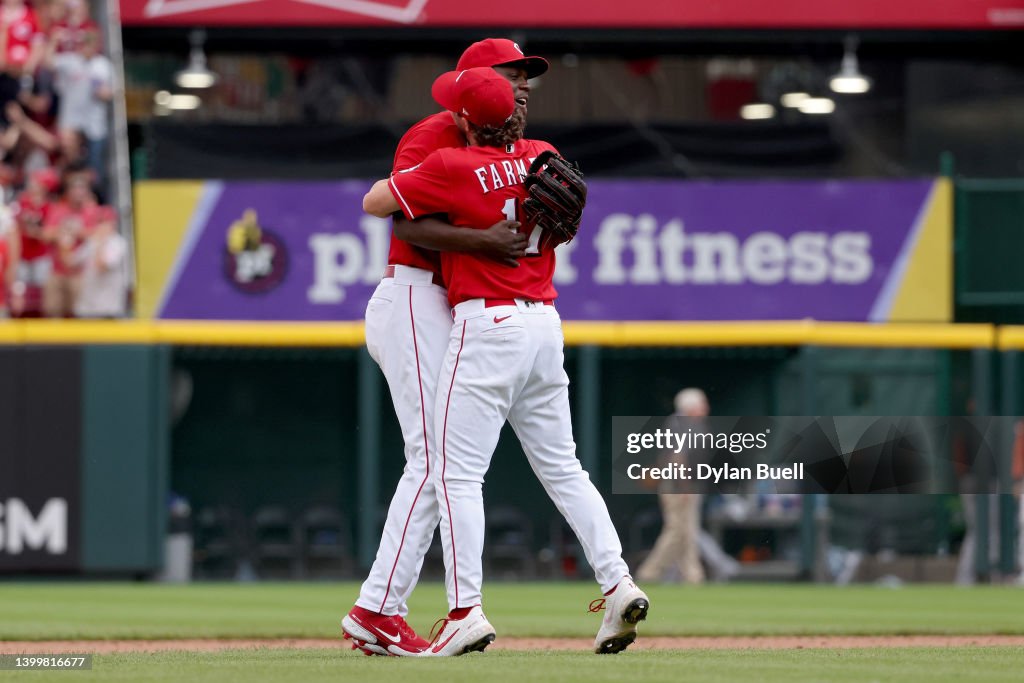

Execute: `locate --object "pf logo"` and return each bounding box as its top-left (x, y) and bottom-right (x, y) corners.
top-left (223, 209), bottom-right (289, 294)
top-left (142, 0), bottom-right (429, 24)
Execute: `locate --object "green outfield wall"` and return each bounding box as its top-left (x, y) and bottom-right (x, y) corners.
top-left (0, 345), bottom-right (168, 574)
top-left (3, 325), bottom-right (1020, 579)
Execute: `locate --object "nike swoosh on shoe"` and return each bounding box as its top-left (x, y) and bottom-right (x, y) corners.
top-left (432, 629), bottom-right (460, 653)
top-left (377, 627), bottom-right (403, 643)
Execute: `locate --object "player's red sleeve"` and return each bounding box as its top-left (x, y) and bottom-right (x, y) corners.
top-left (392, 113), bottom-right (462, 173)
top-left (387, 152), bottom-right (453, 221)
top-left (393, 131), bottom-right (433, 174)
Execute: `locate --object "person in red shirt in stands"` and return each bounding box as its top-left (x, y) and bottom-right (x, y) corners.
top-left (42, 160), bottom-right (101, 316)
top-left (9, 165), bottom-right (57, 315)
top-left (1, 0), bottom-right (42, 67)
top-left (0, 0), bottom-right (44, 123)
top-left (50, 0), bottom-right (97, 54)
top-left (0, 205), bottom-right (16, 318)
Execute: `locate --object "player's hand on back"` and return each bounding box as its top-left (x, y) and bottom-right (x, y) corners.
top-left (477, 219), bottom-right (528, 268)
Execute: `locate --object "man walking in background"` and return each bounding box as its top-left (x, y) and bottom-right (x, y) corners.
top-left (637, 388), bottom-right (711, 584)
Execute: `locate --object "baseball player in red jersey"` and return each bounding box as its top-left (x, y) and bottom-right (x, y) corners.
top-left (342, 40), bottom-right (548, 657)
top-left (363, 67), bottom-right (650, 657)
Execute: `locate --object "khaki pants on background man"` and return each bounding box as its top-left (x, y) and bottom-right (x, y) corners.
top-left (43, 274), bottom-right (80, 318)
top-left (637, 493), bottom-right (705, 584)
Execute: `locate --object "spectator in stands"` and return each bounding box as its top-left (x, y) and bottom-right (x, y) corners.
top-left (0, 201), bottom-right (15, 317)
top-left (42, 199), bottom-right (81, 316)
top-left (1, 100), bottom-right (60, 175)
top-left (47, 26), bottom-right (110, 194)
top-left (53, 0), bottom-right (96, 54)
top-left (14, 2), bottom-right (61, 170)
top-left (0, 100), bottom-right (18, 158)
top-left (18, 59), bottom-right (57, 131)
top-left (0, 0), bottom-right (44, 124)
top-left (74, 205), bottom-right (125, 318)
top-left (10, 165), bottom-right (57, 316)
top-left (18, 0), bottom-right (58, 134)
top-left (35, 0), bottom-right (66, 38)
top-left (42, 161), bottom-right (99, 316)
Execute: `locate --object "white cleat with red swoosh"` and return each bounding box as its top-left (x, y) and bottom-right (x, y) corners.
top-left (422, 605), bottom-right (496, 657)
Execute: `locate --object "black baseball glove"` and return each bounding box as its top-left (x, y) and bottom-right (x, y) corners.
top-left (522, 150), bottom-right (587, 248)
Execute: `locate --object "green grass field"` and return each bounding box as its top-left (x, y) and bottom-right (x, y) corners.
top-left (1, 582), bottom-right (1023, 682)
top-left (2, 582), bottom-right (1023, 640)
top-left (7, 649), bottom-right (1024, 683)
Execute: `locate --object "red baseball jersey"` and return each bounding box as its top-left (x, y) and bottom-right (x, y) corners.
top-left (12, 193), bottom-right (50, 261)
top-left (386, 111), bottom-right (466, 276)
top-left (388, 138), bottom-right (559, 307)
top-left (4, 7), bottom-right (41, 68)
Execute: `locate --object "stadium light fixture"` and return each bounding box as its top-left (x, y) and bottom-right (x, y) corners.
top-left (829, 36), bottom-right (872, 94)
top-left (780, 92), bottom-right (810, 108)
top-left (798, 97), bottom-right (836, 115)
top-left (740, 103), bottom-right (775, 120)
top-left (175, 29), bottom-right (218, 89)
top-left (154, 90), bottom-right (202, 112)
top-left (169, 94), bottom-right (202, 110)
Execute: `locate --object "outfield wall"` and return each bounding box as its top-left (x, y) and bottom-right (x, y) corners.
top-left (2, 323), bottom-right (1020, 577)
top-left (0, 345), bottom-right (168, 574)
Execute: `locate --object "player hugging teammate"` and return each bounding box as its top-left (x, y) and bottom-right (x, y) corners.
top-left (342, 40), bottom-right (649, 658)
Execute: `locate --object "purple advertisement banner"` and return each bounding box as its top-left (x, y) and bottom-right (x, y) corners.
top-left (141, 178), bottom-right (948, 321)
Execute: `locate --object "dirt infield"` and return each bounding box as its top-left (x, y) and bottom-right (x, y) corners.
top-left (3, 635), bottom-right (1024, 654)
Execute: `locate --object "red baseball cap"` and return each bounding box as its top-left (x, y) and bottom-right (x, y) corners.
top-left (457, 38), bottom-right (549, 79)
top-left (432, 67), bottom-right (515, 127)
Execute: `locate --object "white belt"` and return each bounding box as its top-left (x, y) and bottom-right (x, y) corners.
top-left (453, 298), bottom-right (555, 319)
top-left (383, 264), bottom-right (442, 287)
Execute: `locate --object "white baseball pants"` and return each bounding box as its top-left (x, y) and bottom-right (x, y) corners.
top-left (356, 265), bottom-right (451, 616)
top-left (434, 298), bottom-right (630, 609)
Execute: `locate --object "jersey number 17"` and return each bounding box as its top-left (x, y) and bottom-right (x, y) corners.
top-left (503, 198), bottom-right (542, 257)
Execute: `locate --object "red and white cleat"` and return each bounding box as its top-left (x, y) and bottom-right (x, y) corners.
top-left (342, 633), bottom-right (375, 656)
top-left (341, 606), bottom-right (431, 657)
top-left (422, 606), bottom-right (496, 657)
